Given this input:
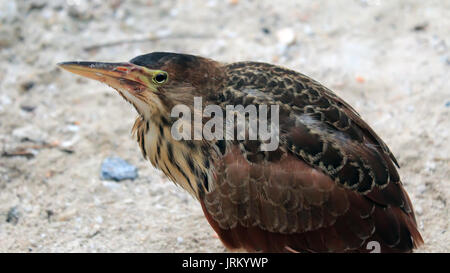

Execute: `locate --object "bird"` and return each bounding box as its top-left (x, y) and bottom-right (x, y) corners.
top-left (58, 52), bottom-right (423, 253)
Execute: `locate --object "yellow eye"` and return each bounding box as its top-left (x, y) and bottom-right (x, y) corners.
top-left (153, 72), bottom-right (168, 84)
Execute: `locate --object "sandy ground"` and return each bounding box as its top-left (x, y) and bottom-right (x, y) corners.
top-left (0, 0), bottom-right (448, 252)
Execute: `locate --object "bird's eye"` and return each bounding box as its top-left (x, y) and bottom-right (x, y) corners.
top-left (153, 72), bottom-right (168, 84)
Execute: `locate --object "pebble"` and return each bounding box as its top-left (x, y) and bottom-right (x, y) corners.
top-left (65, 124), bottom-right (79, 132)
top-left (20, 81), bottom-right (35, 92)
top-left (20, 105), bottom-right (36, 112)
top-left (276, 28), bottom-right (296, 46)
top-left (6, 206), bottom-right (20, 225)
top-left (424, 161), bottom-right (436, 173)
top-left (444, 57), bottom-right (450, 66)
top-left (261, 27), bottom-right (270, 34)
top-left (0, 1), bottom-right (18, 22)
top-left (95, 216), bottom-right (103, 224)
top-left (0, 95), bottom-right (12, 106)
top-left (303, 25), bottom-right (314, 36)
top-left (100, 156), bottom-right (138, 182)
top-left (417, 184), bottom-right (427, 194)
top-left (0, 95), bottom-right (12, 112)
top-left (60, 135), bottom-right (79, 148)
top-left (415, 205), bottom-right (423, 215)
top-left (207, 0), bottom-right (217, 7)
top-left (67, 0), bottom-right (92, 21)
top-left (57, 209), bottom-right (77, 222)
top-left (12, 125), bottom-right (48, 143)
top-left (102, 181), bottom-right (121, 190)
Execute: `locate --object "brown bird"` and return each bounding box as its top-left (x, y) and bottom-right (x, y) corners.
top-left (58, 52), bottom-right (423, 253)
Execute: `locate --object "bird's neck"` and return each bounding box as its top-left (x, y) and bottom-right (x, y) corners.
top-left (132, 116), bottom-right (213, 199)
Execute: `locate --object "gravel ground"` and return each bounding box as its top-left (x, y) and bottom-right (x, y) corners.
top-left (0, 0), bottom-right (448, 252)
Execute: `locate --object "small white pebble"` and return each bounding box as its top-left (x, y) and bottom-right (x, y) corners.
top-left (95, 216), bottom-right (103, 224)
top-left (102, 181), bottom-right (121, 190)
top-left (425, 161), bottom-right (436, 172)
top-left (276, 28), bottom-right (296, 46)
top-left (123, 199), bottom-right (134, 204)
top-left (0, 94), bottom-right (12, 105)
top-left (303, 25), bottom-right (314, 36)
top-left (417, 184), bottom-right (427, 194)
top-left (66, 124), bottom-right (79, 132)
top-left (177, 236), bottom-right (184, 243)
top-left (415, 205), bottom-right (423, 215)
top-left (169, 8), bottom-right (179, 17)
top-left (61, 135), bottom-right (79, 147)
top-left (207, 0), bottom-right (217, 7)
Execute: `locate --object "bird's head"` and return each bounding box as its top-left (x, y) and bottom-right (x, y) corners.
top-left (58, 52), bottom-right (224, 122)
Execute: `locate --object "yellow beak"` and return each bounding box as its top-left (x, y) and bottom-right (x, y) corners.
top-left (57, 61), bottom-right (153, 92)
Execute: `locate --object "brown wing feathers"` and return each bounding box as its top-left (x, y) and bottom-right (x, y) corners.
top-left (201, 63), bottom-right (422, 252)
top-left (202, 147), bottom-right (422, 252)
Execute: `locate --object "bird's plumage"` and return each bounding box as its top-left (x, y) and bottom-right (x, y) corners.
top-left (199, 61), bottom-right (422, 252)
top-left (59, 52), bottom-right (423, 252)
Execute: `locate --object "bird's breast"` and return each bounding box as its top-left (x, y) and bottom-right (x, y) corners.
top-left (138, 118), bottom-right (212, 199)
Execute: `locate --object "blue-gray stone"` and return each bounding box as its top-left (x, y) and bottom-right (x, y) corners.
top-left (100, 156), bottom-right (138, 182)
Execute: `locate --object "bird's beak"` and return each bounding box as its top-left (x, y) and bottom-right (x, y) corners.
top-left (57, 61), bottom-right (155, 93)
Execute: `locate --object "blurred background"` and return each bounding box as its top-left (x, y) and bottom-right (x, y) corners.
top-left (0, 0), bottom-right (448, 252)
